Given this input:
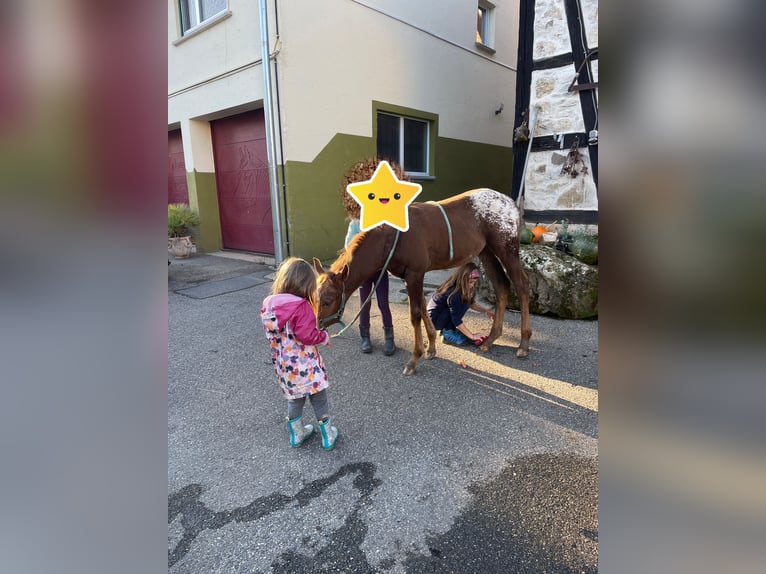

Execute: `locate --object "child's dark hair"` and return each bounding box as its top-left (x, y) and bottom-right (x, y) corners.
top-left (340, 157), bottom-right (409, 219)
top-left (436, 262), bottom-right (480, 305)
top-left (271, 257), bottom-right (318, 308)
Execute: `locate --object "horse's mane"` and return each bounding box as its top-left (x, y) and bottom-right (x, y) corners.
top-left (329, 230), bottom-right (371, 273)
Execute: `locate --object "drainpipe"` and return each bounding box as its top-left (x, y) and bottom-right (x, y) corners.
top-left (259, 0), bottom-right (284, 264)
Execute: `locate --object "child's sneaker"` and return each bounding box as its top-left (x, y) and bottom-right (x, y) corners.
top-left (440, 328), bottom-right (469, 346)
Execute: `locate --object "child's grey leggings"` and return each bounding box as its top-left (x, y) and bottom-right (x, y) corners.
top-left (287, 389), bottom-right (329, 421)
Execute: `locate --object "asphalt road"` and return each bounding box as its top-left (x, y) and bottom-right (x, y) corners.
top-left (168, 253), bottom-right (598, 573)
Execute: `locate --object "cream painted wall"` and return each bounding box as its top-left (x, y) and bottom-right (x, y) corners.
top-left (180, 119), bottom-right (215, 173)
top-left (168, 1), bottom-right (263, 94)
top-left (347, 0), bottom-right (519, 59)
top-left (276, 0), bottom-right (519, 162)
top-left (168, 1), bottom-right (520, 165)
top-left (168, 1), bottom-right (267, 126)
top-left (168, 65), bottom-right (264, 125)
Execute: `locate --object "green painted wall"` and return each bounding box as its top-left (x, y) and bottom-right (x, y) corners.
top-left (429, 136), bottom-right (513, 201)
top-left (283, 134), bottom-right (513, 262)
top-left (186, 170), bottom-right (222, 253)
top-left (282, 135), bottom-right (374, 263)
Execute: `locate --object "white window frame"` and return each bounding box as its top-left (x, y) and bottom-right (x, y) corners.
top-left (476, 1), bottom-right (496, 50)
top-left (179, 0), bottom-right (229, 37)
top-left (377, 112), bottom-right (431, 178)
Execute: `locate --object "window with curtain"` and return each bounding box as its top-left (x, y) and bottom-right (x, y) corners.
top-left (476, 1), bottom-right (496, 48)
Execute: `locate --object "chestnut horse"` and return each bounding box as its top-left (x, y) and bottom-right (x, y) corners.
top-left (313, 188), bottom-right (531, 375)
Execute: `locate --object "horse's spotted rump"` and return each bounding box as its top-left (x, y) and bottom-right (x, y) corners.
top-left (469, 189), bottom-right (519, 237)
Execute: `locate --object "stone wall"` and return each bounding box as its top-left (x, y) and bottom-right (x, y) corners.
top-left (478, 244), bottom-right (598, 319)
top-left (521, 0), bottom-right (599, 215)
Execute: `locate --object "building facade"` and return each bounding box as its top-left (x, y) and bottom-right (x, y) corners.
top-left (511, 0), bottom-right (598, 226)
top-left (168, 1), bottom-right (521, 261)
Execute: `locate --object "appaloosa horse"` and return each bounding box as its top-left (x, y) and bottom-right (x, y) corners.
top-left (313, 188), bottom-right (531, 375)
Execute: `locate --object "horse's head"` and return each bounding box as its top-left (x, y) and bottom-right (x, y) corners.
top-left (313, 257), bottom-right (349, 329)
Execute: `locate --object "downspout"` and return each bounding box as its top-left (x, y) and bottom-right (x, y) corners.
top-left (272, 0), bottom-right (290, 256)
top-left (259, 0), bottom-right (284, 264)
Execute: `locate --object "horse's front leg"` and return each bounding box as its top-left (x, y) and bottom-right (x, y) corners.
top-left (421, 294), bottom-right (437, 359)
top-left (403, 278), bottom-right (426, 375)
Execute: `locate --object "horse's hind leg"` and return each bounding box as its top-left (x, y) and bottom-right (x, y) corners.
top-left (515, 271), bottom-right (532, 357)
top-left (478, 249), bottom-right (510, 347)
top-left (421, 294), bottom-right (437, 359)
top-left (499, 249), bottom-right (532, 358)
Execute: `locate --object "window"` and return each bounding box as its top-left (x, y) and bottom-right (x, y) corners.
top-left (476, 1), bottom-right (495, 49)
top-left (377, 112), bottom-right (430, 176)
top-left (179, 0), bottom-right (228, 35)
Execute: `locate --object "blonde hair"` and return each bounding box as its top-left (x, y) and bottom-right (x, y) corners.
top-left (436, 262), bottom-right (479, 305)
top-left (271, 257), bottom-right (318, 308)
top-left (340, 157), bottom-right (409, 219)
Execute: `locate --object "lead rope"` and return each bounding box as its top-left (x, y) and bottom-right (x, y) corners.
top-left (330, 230), bottom-right (401, 338)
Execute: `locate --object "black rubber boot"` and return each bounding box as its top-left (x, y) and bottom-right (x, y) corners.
top-left (360, 326), bottom-right (372, 353)
top-left (383, 326), bottom-right (395, 356)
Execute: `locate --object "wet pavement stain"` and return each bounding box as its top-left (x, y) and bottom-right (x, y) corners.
top-left (168, 462), bottom-right (380, 569)
top-left (271, 461), bottom-right (383, 573)
top-left (270, 498), bottom-right (375, 574)
top-left (169, 455), bottom-right (597, 573)
top-left (403, 453), bottom-right (598, 573)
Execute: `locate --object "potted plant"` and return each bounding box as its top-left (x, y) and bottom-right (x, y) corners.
top-left (168, 203), bottom-right (200, 259)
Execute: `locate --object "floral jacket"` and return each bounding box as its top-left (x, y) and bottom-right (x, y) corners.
top-left (261, 293), bottom-right (330, 399)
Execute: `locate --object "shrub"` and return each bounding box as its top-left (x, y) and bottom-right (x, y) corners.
top-left (168, 203), bottom-right (200, 238)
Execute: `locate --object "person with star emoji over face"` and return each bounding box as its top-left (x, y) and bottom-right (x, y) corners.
top-left (340, 158), bottom-right (416, 356)
top-left (345, 159), bottom-right (422, 232)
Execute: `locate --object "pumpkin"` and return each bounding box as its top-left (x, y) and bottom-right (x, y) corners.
top-left (520, 226), bottom-right (534, 244)
top-left (571, 234), bottom-right (598, 264)
top-left (531, 224), bottom-right (548, 243)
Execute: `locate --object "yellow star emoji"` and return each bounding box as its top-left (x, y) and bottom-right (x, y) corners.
top-left (346, 161), bottom-right (422, 231)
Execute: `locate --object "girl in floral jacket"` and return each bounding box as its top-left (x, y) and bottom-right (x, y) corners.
top-left (261, 257), bottom-right (339, 450)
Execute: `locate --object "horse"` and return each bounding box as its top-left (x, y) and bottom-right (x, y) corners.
top-left (313, 188), bottom-right (531, 375)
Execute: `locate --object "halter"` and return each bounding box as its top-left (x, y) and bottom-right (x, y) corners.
top-left (319, 229), bottom-right (401, 335)
top-left (318, 289), bottom-right (347, 330)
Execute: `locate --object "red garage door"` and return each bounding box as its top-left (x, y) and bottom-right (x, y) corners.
top-left (211, 110), bottom-right (274, 254)
top-left (168, 130), bottom-right (189, 205)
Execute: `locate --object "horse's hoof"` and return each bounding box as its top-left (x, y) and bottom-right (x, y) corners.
top-left (516, 348), bottom-right (529, 359)
top-left (426, 348), bottom-right (437, 360)
top-left (402, 365), bottom-right (417, 375)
